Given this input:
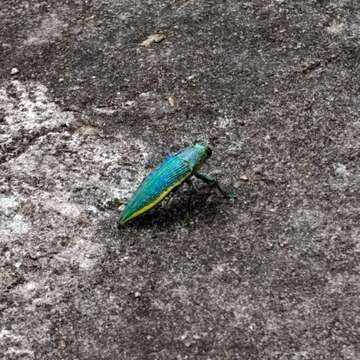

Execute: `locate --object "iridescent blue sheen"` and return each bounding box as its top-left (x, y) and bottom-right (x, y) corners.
top-left (118, 143), bottom-right (210, 224)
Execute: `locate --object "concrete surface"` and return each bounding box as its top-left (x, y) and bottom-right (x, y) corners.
top-left (1, 0), bottom-right (359, 359)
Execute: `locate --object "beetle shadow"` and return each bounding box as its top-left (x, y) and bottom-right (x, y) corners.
top-left (120, 186), bottom-right (227, 230)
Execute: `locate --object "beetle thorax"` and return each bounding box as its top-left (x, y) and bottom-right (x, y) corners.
top-left (175, 144), bottom-right (211, 171)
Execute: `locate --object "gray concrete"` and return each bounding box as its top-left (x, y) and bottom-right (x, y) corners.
top-left (1, 1), bottom-right (359, 359)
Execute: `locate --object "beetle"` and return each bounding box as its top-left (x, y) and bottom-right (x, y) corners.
top-left (118, 143), bottom-right (236, 225)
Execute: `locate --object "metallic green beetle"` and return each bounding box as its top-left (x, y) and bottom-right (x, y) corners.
top-left (118, 143), bottom-right (235, 225)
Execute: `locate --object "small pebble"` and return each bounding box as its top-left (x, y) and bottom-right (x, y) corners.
top-left (233, 181), bottom-right (242, 189)
top-left (239, 175), bottom-right (249, 181)
top-left (184, 340), bottom-right (192, 347)
top-left (168, 96), bottom-right (176, 107)
top-left (254, 165), bottom-right (264, 174)
top-left (10, 67), bottom-right (19, 75)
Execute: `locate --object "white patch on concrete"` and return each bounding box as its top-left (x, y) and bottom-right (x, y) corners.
top-left (1, 81), bottom-right (149, 204)
top-left (326, 21), bottom-right (345, 34)
top-left (290, 351), bottom-right (309, 360)
top-left (212, 263), bottom-right (226, 274)
top-left (5, 348), bottom-right (34, 357)
top-left (56, 238), bottom-right (105, 270)
top-left (44, 198), bottom-right (83, 218)
top-left (216, 114), bottom-right (233, 129)
top-left (5, 121), bottom-right (149, 212)
top-left (0, 329), bottom-right (20, 340)
top-left (327, 12), bottom-right (360, 39)
top-left (0, 214), bottom-right (31, 238)
top-left (0, 195), bottom-right (18, 216)
top-left (17, 281), bottom-right (39, 300)
top-left (24, 13), bottom-right (67, 45)
top-left (0, 329), bottom-right (34, 359)
top-left (106, 138), bottom-right (149, 200)
top-left (152, 298), bottom-right (173, 312)
top-left (0, 80), bottom-right (75, 144)
top-left (230, 301), bottom-right (254, 323)
top-left (334, 163), bottom-right (350, 178)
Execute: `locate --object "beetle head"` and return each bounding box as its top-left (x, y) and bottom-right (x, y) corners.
top-left (194, 143), bottom-right (212, 159)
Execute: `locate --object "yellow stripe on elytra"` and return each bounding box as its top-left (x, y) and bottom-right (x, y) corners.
top-left (121, 174), bottom-right (190, 224)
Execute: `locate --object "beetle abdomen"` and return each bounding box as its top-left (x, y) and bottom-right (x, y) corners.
top-left (118, 155), bottom-right (192, 224)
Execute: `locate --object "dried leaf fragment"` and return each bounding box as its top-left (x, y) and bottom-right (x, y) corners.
top-left (141, 33), bottom-right (165, 47)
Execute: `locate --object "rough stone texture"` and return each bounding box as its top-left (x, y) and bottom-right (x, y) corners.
top-left (1, 1), bottom-right (359, 359)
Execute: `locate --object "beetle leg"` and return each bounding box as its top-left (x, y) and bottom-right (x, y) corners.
top-left (194, 172), bottom-right (237, 199)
